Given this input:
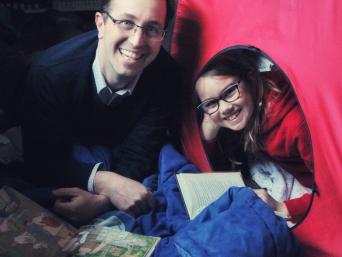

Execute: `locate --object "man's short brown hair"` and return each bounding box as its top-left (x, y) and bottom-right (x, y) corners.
top-left (100, 0), bottom-right (176, 29)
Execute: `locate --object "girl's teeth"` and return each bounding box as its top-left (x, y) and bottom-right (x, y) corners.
top-left (229, 113), bottom-right (238, 120)
top-left (228, 110), bottom-right (239, 120)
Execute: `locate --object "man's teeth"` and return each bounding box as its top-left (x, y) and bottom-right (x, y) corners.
top-left (120, 49), bottom-right (143, 60)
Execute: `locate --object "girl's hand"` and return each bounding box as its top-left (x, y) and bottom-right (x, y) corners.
top-left (254, 189), bottom-right (291, 220)
top-left (201, 114), bottom-right (221, 141)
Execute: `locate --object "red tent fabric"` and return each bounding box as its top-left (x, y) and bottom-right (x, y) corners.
top-left (170, 0), bottom-right (342, 256)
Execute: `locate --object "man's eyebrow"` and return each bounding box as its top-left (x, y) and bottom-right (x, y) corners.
top-left (119, 13), bottom-right (136, 19)
top-left (119, 13), bottom-right (163, 27)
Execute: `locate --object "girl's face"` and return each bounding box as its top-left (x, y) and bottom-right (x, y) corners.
top-left (196, 75), bottom-right (255, 131)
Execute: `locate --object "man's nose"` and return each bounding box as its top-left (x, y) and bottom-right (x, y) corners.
top-left (129, 26), bottom-right (145, 46)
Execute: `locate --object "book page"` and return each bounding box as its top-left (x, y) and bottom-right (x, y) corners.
top-left (176, 172), bottom-right (245, 219)
top-left (0, 186), bottom-right (78, 257)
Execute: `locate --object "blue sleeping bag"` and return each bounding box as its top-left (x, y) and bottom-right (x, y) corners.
top-left (100, 144), bottom-right (301, 257)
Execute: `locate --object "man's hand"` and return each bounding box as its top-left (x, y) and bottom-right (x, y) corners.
top-left (201, 113), bottom-right (221, 141)
top-left (254, 189), bottom-right (291, 219)
top-left (52, 188), bottom-right (112, 224)
top-left (94, 171), bottom-right (155, 216)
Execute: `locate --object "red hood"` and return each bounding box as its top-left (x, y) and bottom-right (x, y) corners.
top-left (261, 77), bottom-right (297, 135)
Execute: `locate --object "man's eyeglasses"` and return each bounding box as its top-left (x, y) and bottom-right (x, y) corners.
top-left (102, 11), bottom-right (166, 41)
top-left (197, 80), bottom-right (241, 115)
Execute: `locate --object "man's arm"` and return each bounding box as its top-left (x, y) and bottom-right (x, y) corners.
top-left (94, 54), bottom-right (182, 213)
top-left (24, 52), bottom-right (181, 216)
top-left (94, 171), bottom-right (155, 215)
top-left (53, 187), bottom-right (112, 224)
top-left (23, 65), bottom-right (153, 218)
top-left (92, 94), bottom-right (169, 215)
top-left (23, 65), bottom-right (94, 188)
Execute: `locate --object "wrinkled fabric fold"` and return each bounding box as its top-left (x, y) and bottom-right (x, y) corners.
top-left (99, 144), bottom-right (301, 257)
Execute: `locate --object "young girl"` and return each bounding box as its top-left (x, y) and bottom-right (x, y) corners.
top-left (195, 55), bottom-right (313, 223)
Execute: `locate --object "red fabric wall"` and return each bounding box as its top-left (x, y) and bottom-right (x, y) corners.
top-left (170, 0), bottom-right (342, 256)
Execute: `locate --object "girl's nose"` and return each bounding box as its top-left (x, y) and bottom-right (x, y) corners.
top-left (218, 100), bottom-right (234, 115)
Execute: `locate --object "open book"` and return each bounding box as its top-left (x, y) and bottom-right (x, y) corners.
top-left (176, 172), bottom-right (245, 220)
top-left (0, 186), bottom-right (160, 257)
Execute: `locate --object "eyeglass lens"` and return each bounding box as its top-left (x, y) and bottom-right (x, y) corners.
top-left (103, 11), bottom-right (164, 40)
top-left (199, 83), bottom-right (240, 114)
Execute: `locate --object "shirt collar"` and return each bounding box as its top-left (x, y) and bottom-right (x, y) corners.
top-left (92, 52), bottom-right (141, 96)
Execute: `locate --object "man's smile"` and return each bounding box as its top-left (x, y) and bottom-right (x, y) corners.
top-left (119, 48), bottom-right (144, 61)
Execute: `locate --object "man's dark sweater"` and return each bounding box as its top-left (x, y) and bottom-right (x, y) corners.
top-left (22, 30), bottom-right (181, 189)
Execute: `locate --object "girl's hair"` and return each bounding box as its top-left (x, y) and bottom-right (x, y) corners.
top-left (197, 55), bottom-right (279, 152)
top-left (100, 0), bottom-right (176, 29)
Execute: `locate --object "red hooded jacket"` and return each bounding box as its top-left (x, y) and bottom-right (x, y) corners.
top-left (204, 76), bottom-right (313, 221)
top-left (259, 78), bottom-right (313, 221)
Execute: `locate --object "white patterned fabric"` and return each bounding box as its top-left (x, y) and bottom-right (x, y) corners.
top-left (249, 156), bottom-right (311, 202)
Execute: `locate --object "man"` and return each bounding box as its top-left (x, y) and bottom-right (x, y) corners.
top-left (22, 0), bottom-right (180, 222)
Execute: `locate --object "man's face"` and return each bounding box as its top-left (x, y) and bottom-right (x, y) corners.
top-left (96, 0), bottom-right (166, 81)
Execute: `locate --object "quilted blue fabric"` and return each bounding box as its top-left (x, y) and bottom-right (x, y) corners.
top-left (100, 144), bottom-right (301, 257)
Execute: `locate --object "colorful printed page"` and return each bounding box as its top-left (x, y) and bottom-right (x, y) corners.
top-left (0, 186), bottom-right (78, 257)
top-left (69, 226), bottom-right (160, 257)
